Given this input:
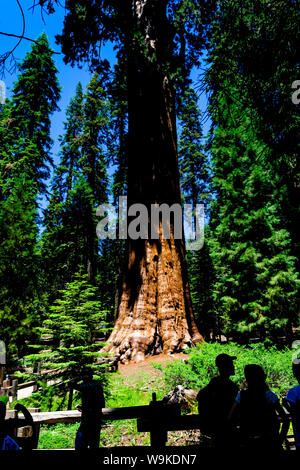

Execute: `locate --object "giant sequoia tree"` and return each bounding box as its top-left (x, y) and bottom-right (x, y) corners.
top-left (39, 0), bottom-right (218, 362)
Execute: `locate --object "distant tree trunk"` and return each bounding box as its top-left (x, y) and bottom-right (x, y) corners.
top-left (104, 0), bottom-right (203, 362)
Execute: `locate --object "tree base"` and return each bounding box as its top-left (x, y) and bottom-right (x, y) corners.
top-left (103, 238), bottom-right (203, 364)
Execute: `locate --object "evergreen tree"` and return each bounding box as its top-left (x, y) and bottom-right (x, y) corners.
top-left (99, 55), bottom-right (129, 324)
top-left (0, 33), bottom-right (60, 358)
top-left (80, 73), bottom-right (109, 282)
top-left (205, 0), bottom-right (300, 341)
top-left (178, 87), bottom-right (214, 340)
top-left (0, 176), bottom-right (40, 357)
top-left (54, 81), bottom-right (84, 200)
top-left (7, 32), bottom-right (61, 192)
top-left (41, 82), bottom-right (85, 299)
top-left (109, 53), bottom-right (128, 205)
top-left (186, 237), bottom-right (216, 341)
top-left (0, 100), bottom-right (13, 200)
top-left (206, 0), bottom-right (300, 272)
top-left (208, 92), bottom-right (299, 342)
top-left (178, 87), bottom-right (210, 209)
top-left (23, 272), bottom-right (109, 407)
top-left (41, 74), bottom-right (109, 298)
top-left (41, 177), bottom-right (96, 301)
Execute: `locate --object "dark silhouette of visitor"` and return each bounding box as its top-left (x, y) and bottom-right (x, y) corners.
top-left (0, 402), bottom-right (33, 450)
top-left (69, 367), bottom-right (105, 450)
top-left (286, 358), bottom-right (300, 454)
top-left (228, 364), bottom-right (289, 452)
top-left (197, 353), bottom-right (238, 447)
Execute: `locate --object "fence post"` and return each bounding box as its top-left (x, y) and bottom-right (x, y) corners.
top-left (149, 392), bottom-right (167, 447)
top-left (12, 379), bottom-right (18, 400)
top-left (3, 378), bottom-right (10, 389)
top-left (0, 365), bottom-right (5, 387)
top-left (68, 388), bottom-right (74, 410)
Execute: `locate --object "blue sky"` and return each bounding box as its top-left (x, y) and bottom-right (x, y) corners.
top-left (0, 1), bottom-right (210, 192)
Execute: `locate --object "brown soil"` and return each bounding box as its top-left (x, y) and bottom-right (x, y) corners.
top-left (117, 352), bottom-right (189, 378)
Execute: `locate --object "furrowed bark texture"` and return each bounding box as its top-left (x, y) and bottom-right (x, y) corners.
top-left (104, 0), bottom-right (203, 362)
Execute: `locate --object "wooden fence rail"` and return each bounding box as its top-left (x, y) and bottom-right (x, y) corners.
top-left (5, 395), bottom-right (295, 451)
top-left (7, 396), bottom-right (181, 449)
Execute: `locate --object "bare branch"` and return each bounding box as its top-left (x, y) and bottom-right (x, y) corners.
top-left (5, 0), bottom-right (26, 63)
top-left (0, 31), bottom-right (60, 54)
top-left (0, 53), bottom-right (19, 78)
top-left (0, 0), bottom-right (61, 77)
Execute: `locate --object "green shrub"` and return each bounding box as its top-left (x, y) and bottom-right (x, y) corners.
top-left (159, 342), bottom-right (295, 397)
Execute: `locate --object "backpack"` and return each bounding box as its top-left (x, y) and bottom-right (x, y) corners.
top-left (1, 435), bottom-right (20, 451)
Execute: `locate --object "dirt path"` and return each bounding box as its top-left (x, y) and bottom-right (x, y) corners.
top-left (118, 352), bottom-right (188, 378)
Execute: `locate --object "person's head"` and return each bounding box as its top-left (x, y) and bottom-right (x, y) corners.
top-left (292, 358), bottom-right (300, 383)
top-left (215, 353), bottom-right (236, 378)
top-left (0, 401), bottom-right (6, 422)
top-left (81, 367), bottom-right (93, 382)
top-left (244, 364), bottom-right (267, 390)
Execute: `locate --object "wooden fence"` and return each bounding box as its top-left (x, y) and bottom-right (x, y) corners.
top-left (9, 395), bottom-right (180, 448)
top-left (5, 393), bottom-right (295, 451)
top-left (0, 377), bottom-right (38, 401)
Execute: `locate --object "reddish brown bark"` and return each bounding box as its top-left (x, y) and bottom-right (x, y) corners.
top-left (104, 0), bottom-right (203, 362)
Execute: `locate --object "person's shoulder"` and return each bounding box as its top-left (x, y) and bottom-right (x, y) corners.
top-left (197, 379), bottom-right (215, 399)
top-left (198, 377), bottom-right (216, 391)
top-left (209, 376), bottom-right (220, 386)
top-left (287, 384), bottom-right (300, 401)
top-left (265, 389), bottom-right (279, 404)
top-left (217, 376), bottom-right (238, 391)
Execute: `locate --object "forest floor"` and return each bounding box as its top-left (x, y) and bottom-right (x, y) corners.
top-left (37, 343), bottom-right (297, 449)
top-left (39, 352), bottom-right (201, 448)
top-left (118, 352), bottom-right (188, 378)
top-left (100, 352), bottom-right (200, 448)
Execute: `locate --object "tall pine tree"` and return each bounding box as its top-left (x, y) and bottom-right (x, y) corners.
top-left (208, 91), bottom-right (299, 342)
top-left (41, 74), bottom-right (109, 301)
top-left (7, 32), bottom-right (60, 192)
top-left (178, 87), bottom-right (214, 340)
top-left (0, 33), bottom-right (60, 357)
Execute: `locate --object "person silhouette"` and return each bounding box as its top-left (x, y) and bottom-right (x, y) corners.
top-left (286, 358), bottom-right (300, 454)
top-left (69, 368), bottom-right (105, 450)
top-left (228, 364), bottom-right (289, 452)
top-left (197, 353), bottom-right (238, 447)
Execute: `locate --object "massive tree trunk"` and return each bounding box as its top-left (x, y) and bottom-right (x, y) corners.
top-left (105, 0), bottom-right (203, 362)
